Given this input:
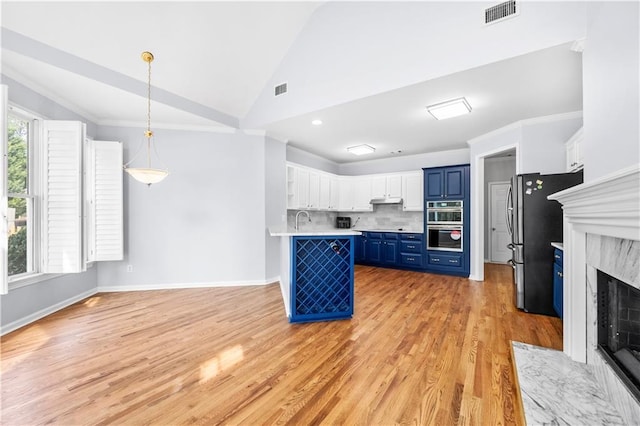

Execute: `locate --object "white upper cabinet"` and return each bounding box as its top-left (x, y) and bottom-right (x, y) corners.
top-left (308, 171), bottom-right (320, 209)
top-left (319, 174), bottom-right (331, 210)
top-left (371, 175), bottom-right (402, 199)
top-left (402, 172), bottom-right (424, 211)
top-left (286, 163), bottom-right (423, 213)
top-left (565, 127), bottom-right (584, 172)
top-left (353, 177), bottom-right (373, 211)
top-left (329, 177), bottom-right (340, 211)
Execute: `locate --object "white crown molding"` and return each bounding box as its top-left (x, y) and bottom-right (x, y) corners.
top-left (467, 110), bottom-right (583, 146)
top-left (242, 129), bottom-right (266, 136)
top-left (2, 65), bottom-right (101, 124)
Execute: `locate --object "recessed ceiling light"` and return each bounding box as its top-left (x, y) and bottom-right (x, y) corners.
top-left (426, 97), bottom-right (472, 120)
top-left (311, 119), bottom-right (323, 126)
top-left (347, 144), bottom-right (375, 155)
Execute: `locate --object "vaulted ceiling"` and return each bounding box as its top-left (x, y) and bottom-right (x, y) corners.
top-left (1, 1), bottom-right (586, 163)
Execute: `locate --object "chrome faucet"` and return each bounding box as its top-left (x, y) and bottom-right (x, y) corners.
top-left (295, 210), bottom-right (311, 230)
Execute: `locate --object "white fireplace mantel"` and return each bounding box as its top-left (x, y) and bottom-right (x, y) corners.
top-left (549, 164), bottom-right (640, 362)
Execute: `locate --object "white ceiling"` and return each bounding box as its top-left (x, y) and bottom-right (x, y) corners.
top-left (1, 2), bottom-right (583, 164)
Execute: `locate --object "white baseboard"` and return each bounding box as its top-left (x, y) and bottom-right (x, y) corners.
top-left (97, 277), bottom-right (281, 292)
top-left (1, 288), bottom-right (98, 336)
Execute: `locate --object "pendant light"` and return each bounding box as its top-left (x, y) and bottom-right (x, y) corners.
top-left (124, 51), bottom-right (169, 185)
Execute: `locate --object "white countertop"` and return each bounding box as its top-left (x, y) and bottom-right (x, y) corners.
top-left (269, 226), bottom-right (362, 237)
top-left (355, 228), bottom-right (423, 234)
top-left (551, 242), bottom-right (564, 250)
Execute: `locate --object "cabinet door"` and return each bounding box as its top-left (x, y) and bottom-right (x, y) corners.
top-left (444, 167), bottom-right (464, 199)
top-left (383, 240), bottom-right (398, 265)
top-left (553, 262), bottom-right (563, 318)
top-left (308, 172), bottom-right (320, 209)
top-left (297, 169), bottom-right (310, 209)
top-left (329, 177), bottom-right (340, 211)
top-left (402, 172), bottom-right (423, 211)
top-left (319, 174), bottom-right (331, 210)
top-left (367, 239), bottom-right (382, 262)
top-left (387, 175), bottom-right (402, 198)
top-left (338, 179), bottom-right (354, 211)
top-left (425, 169), bottom-right (444, 199)
top-left (371, 176), bottom-right (387, 199)
top-left (353, 177), bottom-right (373, 211)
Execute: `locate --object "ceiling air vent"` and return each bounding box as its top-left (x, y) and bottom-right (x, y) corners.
top-left (485, 1), bottom-right (519, 25)
top-left (274, 82), bottom-right (288, 96)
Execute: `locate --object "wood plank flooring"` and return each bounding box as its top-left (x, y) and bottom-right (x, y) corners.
top-left (0, 264), bottom-right (562, 425)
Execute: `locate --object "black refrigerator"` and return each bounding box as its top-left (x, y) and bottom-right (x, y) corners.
top-left (507, 171), bottom-right (583, 316)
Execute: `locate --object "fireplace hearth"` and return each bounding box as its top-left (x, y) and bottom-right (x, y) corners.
top-left (597, 269), bottom-right (640, 401)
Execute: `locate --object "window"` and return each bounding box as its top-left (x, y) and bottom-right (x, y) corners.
top-left (2, 97), bottom-right (123, 293)
top-left (7, 110), bottom-right (38, 278)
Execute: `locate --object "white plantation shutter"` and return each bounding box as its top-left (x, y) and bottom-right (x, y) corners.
top-left (41, 120), bottom-right (84, 273)
top-left (86, 140), bottom-right (123, 262)
top-left (1, 85), bottom-right (8, 294)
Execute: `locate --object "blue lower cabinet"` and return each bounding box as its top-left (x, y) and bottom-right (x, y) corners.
top-left (355, 232), bottom-right (424, 270)
top-left (290, 236), bottom-right (354, 323)
top-left (553, 248), bottom-right (563, 318)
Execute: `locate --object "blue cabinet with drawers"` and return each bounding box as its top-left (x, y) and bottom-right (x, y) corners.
top-left (355, 232), bottom-right (423, 270)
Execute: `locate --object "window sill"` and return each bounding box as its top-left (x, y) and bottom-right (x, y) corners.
top-left (8, 263), bottom-right (95, 291)
top-left (9, 273), bottom-right (65, 290)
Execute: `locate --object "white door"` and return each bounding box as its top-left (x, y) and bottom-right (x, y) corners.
top-left (489, 182), bottom-right (511, 263)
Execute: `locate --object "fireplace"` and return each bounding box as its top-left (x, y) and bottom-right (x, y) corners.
top-left (548, 165), bottom-right (640, 424)
top-left (597, 270), bottom-right (640, 401)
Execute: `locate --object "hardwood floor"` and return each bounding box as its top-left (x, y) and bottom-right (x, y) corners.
top-left (1, 263), bottom-right (562, 425)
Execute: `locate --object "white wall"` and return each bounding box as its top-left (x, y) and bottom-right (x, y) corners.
top-left (265, 137), bottom-right (287, 280)
top-left (338, 148), bottom-right (469, 176)
top-left (583, 1), bottom-right (640, 182)
top-left (95, 126), bottom-right (273, 289)
top-left (520, 116), bottom-right (583, 174)
top-left (243, 1), bottom-right (587, 128)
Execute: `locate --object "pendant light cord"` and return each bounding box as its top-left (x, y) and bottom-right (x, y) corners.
top-left (146, 57), bottom-right (152, 168)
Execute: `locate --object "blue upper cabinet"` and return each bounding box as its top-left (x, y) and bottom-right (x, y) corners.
top-left (424, 165), bottom-right (466, 200)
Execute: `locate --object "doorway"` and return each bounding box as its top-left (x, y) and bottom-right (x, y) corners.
top-left (488, 182), bottom-right (511, 263)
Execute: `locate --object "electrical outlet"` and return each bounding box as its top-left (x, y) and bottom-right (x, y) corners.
top-left (126, 264), bottom-right (133, 272)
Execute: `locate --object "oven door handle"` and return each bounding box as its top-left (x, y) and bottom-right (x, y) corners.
top-left (427, 225), bottom-right (463, 230)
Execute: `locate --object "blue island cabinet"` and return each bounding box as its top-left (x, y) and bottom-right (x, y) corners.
top-left (290, 236), bottom-right (355, 323)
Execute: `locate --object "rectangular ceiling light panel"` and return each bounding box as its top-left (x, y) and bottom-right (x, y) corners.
top-left (426, 97), bottom-right (472, 120)
top-left (347, 144), bottom-right (376, 155)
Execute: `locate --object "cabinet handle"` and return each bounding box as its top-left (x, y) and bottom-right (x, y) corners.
top-left (433, 258), bottom-right (440, 262)
top-left (407, 245), bottom-right (415, 249)
top-left (449, 259), bottom-right (457, 263)
top-left (558, 272), bottom-right (563, 278)
top-left (407, 257), bottom-right (414, 261)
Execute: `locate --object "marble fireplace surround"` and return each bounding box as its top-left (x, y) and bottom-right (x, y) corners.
top-left (550, 164), bottom-right (640, 423)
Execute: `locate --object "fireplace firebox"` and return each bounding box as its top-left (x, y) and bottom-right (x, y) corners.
top-left (597, 269), bottom-right (640, 402)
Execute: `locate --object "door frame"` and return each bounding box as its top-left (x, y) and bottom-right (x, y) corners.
top-left (487, 181), bottom-right (511, 263)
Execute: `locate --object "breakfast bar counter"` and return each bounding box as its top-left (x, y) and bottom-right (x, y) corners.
top-left (269, 227), bottom-right (361, 323)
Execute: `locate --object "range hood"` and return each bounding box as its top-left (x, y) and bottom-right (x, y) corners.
top-left (370, 197), bottom-right (403, 205)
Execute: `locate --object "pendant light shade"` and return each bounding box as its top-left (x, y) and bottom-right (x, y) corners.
top-left (124, 51), bottom-right (169, 185)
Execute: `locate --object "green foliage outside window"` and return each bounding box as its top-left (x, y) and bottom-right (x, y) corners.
top-left (7, 117), bottom-right (29, 276)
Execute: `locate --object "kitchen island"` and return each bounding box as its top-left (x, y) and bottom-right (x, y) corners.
top-left (269, 226), bottom-right (361, 323)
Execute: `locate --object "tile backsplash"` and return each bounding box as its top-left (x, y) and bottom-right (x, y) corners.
top-left (287, 204), bottom-right (423, 232)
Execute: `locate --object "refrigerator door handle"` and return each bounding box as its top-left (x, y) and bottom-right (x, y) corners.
top-left (506, 184), bottom-right (513, 236)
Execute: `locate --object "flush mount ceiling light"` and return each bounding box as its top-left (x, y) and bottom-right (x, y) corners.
top-left (311, 119), bottom-right (323, 126)
top-left (347, 144), bottom-right (376, 155)
top-left (426, 97), bottom-right (472, 120)
top-left (123, 51), bottom-right (169, 186)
